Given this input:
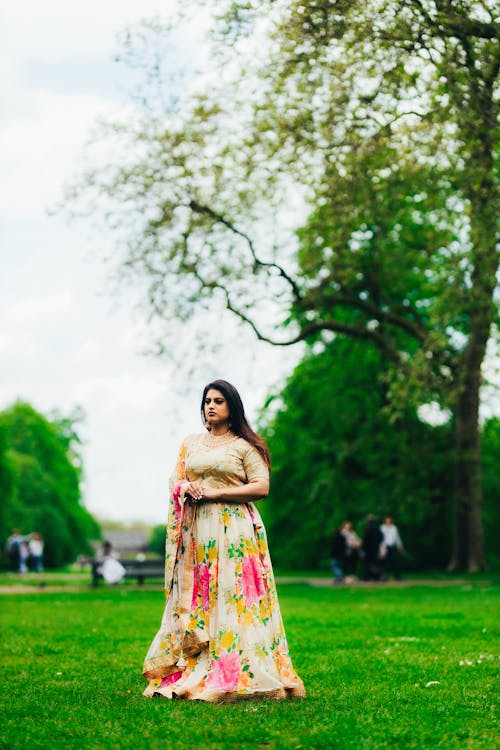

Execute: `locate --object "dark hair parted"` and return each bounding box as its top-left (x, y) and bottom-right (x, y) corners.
top-left (201, 379), bottom-right (270, 468)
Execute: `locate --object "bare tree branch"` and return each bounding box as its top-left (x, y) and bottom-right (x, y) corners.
top-left (187, 200), bottom-right (303, 301)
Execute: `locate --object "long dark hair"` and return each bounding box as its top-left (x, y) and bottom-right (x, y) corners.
top-left (200, 379), bottom-right (270, 467)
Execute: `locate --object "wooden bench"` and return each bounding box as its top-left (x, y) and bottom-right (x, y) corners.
top-left (91, 558), bottom-right (164, 586)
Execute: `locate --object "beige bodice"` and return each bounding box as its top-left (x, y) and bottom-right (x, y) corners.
top-left (170, 433), bottom-right (269, 491)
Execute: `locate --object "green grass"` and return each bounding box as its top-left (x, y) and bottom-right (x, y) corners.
top-left (0, 583), bottom-right (498, 750)
top-left (0, 569), bottom-right (90, 587)
top-left (0, 567), bottom-right (496, 589)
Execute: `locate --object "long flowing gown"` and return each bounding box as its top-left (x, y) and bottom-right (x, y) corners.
top-left (143, 432), bottom-right (306, 702)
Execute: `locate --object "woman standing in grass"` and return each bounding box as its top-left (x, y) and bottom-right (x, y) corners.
top-left (143, 379), bottom-right (306, 703)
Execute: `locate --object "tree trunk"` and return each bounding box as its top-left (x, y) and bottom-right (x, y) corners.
top-left (448, 374), bottom-right (485, 572)
top-left (447, 223), bottom-right (495, 572)
top-left (444, 18), bottom-right (498, 572)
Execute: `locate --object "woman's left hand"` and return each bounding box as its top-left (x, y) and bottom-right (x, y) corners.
top-left (197, 485), bottom-right (218, 501)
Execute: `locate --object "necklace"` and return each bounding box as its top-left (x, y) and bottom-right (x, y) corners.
top-left (201, 430), bottom-right (238, 449)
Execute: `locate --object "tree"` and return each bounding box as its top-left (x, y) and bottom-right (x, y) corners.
top-left (0, 402), bottom-right (100, 567)
top-left (259, 337), bottom-right (455, 570)
top-left (481, 416), bottom-right (500, 568)
top-left (148, 524), bottom-right (167, 557)
top-left (68, 1), bottom-right (499, 570)
top-left (0, 422), bottom-right (15, 539)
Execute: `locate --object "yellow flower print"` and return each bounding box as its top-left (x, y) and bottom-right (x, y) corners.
top-left (221, 509), bottom-right (231, 527)
top-left (272, 643), bottom-right (296, 681)
top-left (259, 598), bottom-right (270, 621)
top-left (197, 544), bottom-right (205, 563)
top-left (208, 545), bottom-right (218, 562)
top-left (255, 643), bottom-right (268, 659)
top-left (241, 538), bottom-right (255, 555)
top-left (220, 631), bottom-right (235, 650)
top-left (237, 670), bottom-right (252, 690)
top-left (244, 610), bottom-right (253, 627)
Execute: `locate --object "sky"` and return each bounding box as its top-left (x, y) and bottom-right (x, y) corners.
top-left (0, 0), bottom-right (300, 525)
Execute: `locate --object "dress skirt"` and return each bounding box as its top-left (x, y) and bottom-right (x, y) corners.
top-left (143, 498), bottom-right (306, 702)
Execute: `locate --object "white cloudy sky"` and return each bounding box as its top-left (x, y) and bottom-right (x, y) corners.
top-left (0, 0), bottom-right (300, 524)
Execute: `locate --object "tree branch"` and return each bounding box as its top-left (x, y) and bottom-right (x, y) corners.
top-left (408, 0), bottom-right (499, 40)
top-left (231, 307), bottom-right (402, 362)
top-left (440, 16), bottom-right (499, 41)
top-left (189, 264), bottom-right (402, 362)
top-left (299, 274), bottom-right (428, 342)
top-left (321, 292), bottom-right (428, 342)
top-left (187, 200), bottom-right (303, 301)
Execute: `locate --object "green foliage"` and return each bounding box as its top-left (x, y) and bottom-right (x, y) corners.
top-left (0, 402), bottom-right (100, 568)
top-left (148, 524), bottom-right (167, 556)
top-left (481, 417), bottom-right (500, 568)
top-left (0, 422), bottom-right (15, 535)
top-left (259, 338), bottom-right (455, 570)
top-left (0, 585), bottom-right (498, 749)
top-left (294, 150), bottom-right (465, 407)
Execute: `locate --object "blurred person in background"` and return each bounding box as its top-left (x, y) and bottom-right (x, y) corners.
top-left (341, 520), bottom-right (361, 579)
top-left (28, 532), bottom-right (44, 572)
top-left (19, 539), bottom-right (29, 574)
top-left (381, 516), bottom-right (405, 581)
top-left (6, 529), bottom-right (22, 572)
top-left (97, 540), bottom-right (126, 585)
top-left (331, 526), bottom-right (347, 584)
top-left (362, 515), bottom-right (384, 581)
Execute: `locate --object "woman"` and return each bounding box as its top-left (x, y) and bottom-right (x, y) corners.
top-left (143, 379), bottom-right (306, 702)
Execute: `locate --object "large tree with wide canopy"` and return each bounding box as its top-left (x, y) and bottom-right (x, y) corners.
top-left (67, 1), bottom-right (499, 570)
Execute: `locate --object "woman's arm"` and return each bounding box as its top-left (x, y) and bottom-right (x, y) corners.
top-left (193, 478), bottom-right (269, 504)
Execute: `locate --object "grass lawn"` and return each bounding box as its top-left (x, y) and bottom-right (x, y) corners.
top-left (0, 583), bottom-right (497, 750)
top-left (0, 569), bottom-right (91, 587)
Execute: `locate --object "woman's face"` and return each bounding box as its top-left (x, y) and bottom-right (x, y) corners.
top-left (204, 388), bottom-right (231, 429)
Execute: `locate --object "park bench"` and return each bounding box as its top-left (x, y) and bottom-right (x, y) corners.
top-left (91, 558), bottom-right (165, 587)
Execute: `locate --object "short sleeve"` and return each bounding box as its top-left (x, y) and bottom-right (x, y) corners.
top-left (242, 443), bottom-right (269, 483)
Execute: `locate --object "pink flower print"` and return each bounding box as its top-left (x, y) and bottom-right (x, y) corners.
top-left (205, 651), bottom-right (240, 691)
top-left (160, 671), bottom-right (182, 688)
top-left (241, 554), bottom-right (265, 607)
top-left (199, 563), bottom-right (210, 612)
top-left (191, 565), bottom-right (199, 611)
top-left (172, 482), bottom-right (184, 518)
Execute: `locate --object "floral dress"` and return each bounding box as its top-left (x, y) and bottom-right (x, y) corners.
top-left (143, 432), bottom-right (306, 702)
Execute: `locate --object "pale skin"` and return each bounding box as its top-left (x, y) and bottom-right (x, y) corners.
top-left (183, 388), bottom-right (269, 505)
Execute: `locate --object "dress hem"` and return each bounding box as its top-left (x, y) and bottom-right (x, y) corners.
top-left (146, 685), bottom-right (306, 703)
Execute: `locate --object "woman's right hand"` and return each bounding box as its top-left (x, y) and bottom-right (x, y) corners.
top-left (184, 481), bottom-right (204, 501)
